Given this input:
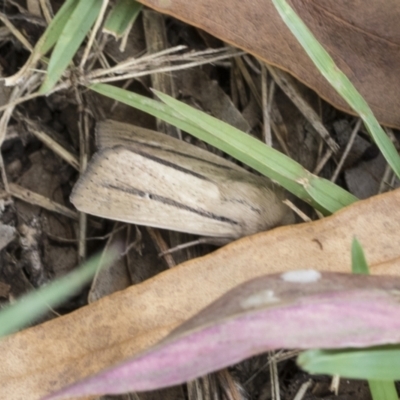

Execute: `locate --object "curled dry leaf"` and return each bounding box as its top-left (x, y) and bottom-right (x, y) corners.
top-left (135, 0), bottom-right (400, 128)
top-left (45, 271), bottom-right (400, 398)
top-left (1, 189), bottom-right (400, 399)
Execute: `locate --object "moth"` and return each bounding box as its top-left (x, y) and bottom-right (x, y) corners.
top-left (71, 120), bottom-right (294, 241)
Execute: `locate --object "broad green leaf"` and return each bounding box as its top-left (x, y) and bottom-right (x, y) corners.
top-left (103, 0), bottom-right (142, 38)
top-left (272, 0), bottom-right (400, 179)
top-left (89, 83), bottom-right (358, 214)
top-left (39, 0), bottom-right (102, 93)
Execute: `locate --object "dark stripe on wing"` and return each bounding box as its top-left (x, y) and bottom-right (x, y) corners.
top-left (106, 184), bottom-right (239, 226)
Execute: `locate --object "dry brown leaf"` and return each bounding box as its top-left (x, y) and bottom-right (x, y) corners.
top-left (2, 189), bottom-right (400, 399)
top-left (135, 0), bottom-right (400, 128)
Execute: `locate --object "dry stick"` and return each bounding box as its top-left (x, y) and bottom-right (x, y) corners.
top-left (230, 60), bottom-right (239, 108)
top-left (121, 227), bottom-right (143, 258)
top-left (79, 0), bottom-right (109, 69)
top-left (243, 349), bottom-right (301, 389)
top-left (17, 113), bottom-right (79, 170)
top-left (88, 50), bottom-right (243, 84)
top-left (191, 375), bottom-right (217, 400)
top-left (275, 349), bottom-right (301, 362)
top-left (243, 54), bottom-right (261, 74)
top-left (0, 84), bottom-right (24, 147)
top-left (313, 148), bottom-right (333, 175)
top-left (0, 12), bottom-right (33, 51)
top-left (378, 163), bottom-right (394, 194)
top-left (0, 90), bottom-right (46, 113)
top-left (143, 10), bottom-right (182, 140)
top-left (283, 199), bottom-right (311, 222)
top-left (119, 24), bottom-right (130, 53)
top-left (0, 155), bottom-right (9, 193)
top-left (261, 64), bottom-right (272, 146)
top-left (86, 45), bottom-right (187, 79)
top-left (236, 55), bottom-right (262, 105)
top-left (232, 59), bottom-right (248, 106)
top-left (270, 111), bottom-right (292, 157)
top-left (331, 118), bottom-right (362, 182)
top-left (75, 88), bottom-right (90, 262)
top-left (330, 375), bottom-right (340, 396)
top-left (7, 183), bottom-right (78, 220)
top-left (293, 380), bottom-right (312, 400)
top-left (39, 0), bottom-right (53, 23)
top-left (269, 351), bottom-right (281, 400)
top-left (146, 227), bottom-right (176, 268)
top-left (236, 57), bottom-right (291, 156)
top-left (46, 225), bottom-right (126, 244)
top-left (217, 369), bottom-right (244, 400)
top-left (86, 33), bottom-right (110, 73)
top-left (267, 65), bottom-right (339, 153)
top-left (86, 47), bottom-right (239, 80)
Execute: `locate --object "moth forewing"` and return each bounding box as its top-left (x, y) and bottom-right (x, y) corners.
top-left (96, 120), bottom-right (246, 173)
top-left (72, 147), bottom-right (243, 237)
top-left (71, 120), bottom-right (294, 239)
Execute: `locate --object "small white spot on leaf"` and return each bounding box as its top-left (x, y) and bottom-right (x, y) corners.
top-left (241, 290), bottom-right (280, 309)
top-left (281, 269), bottom-right (321, 283)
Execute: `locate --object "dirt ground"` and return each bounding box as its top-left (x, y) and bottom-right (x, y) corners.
top-left (0, 1), bottom-right (399, 399)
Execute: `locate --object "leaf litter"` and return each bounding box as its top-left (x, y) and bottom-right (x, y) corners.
top-left (0, 2), bottom-right (399, 400)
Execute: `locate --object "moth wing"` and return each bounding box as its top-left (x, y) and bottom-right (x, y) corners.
top-left (96, 120), bottom-right (246, 172)
top-left (71, 146), bottom-right (244, 238)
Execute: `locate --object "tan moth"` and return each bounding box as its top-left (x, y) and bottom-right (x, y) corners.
top-left (71, 120), bottom-right (294, 240)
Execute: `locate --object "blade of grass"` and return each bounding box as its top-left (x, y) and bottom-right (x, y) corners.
top-left (0, 249), bottom-right (118, 337)
top-left (298, 346), bottom-right (400, 382)
top-left (39, 0), bottom-right (102, 93)
top-left (369, 380), bottom-right (398, 400)
top-left (103, 0), bottom-right (142, 38)
top-left (39, 0), bottom-right (81, 55)
top-left (153, 89), bottom-right (357, 211)
top-left (89, 83), bottom-right (358, 214)
top-left (271, 0), bottom-right (400, 179)
top-left (4, 0), bottom-right (80, 87)
top-left (351, 238), bottom-right (369, 275)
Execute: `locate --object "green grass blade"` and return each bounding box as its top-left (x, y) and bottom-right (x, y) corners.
top-left (298, 346), bottom-right (400, 381)
top-left (0, 250), bottom-right (117, 337)
top-left (39, 0), bottom-right (81, 56)
top-left (4, 0), bottom-right (79, 86)
top-left (153, 89), bottom-right (358, 212)
top-left (39, 0), bottom-right (102, 93)
top-left (103, 0), bottom-right (142, 38)
top-left (271, 0), bottom-right (400, 179)
top-left (350, 239), bottom-right (395, 400)
top-left (90, 83), bottom-right (358, 214)
top-left (369, 380), bottom-right (398, 400)
top-left (351, 238), bottom-right (370, 275)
